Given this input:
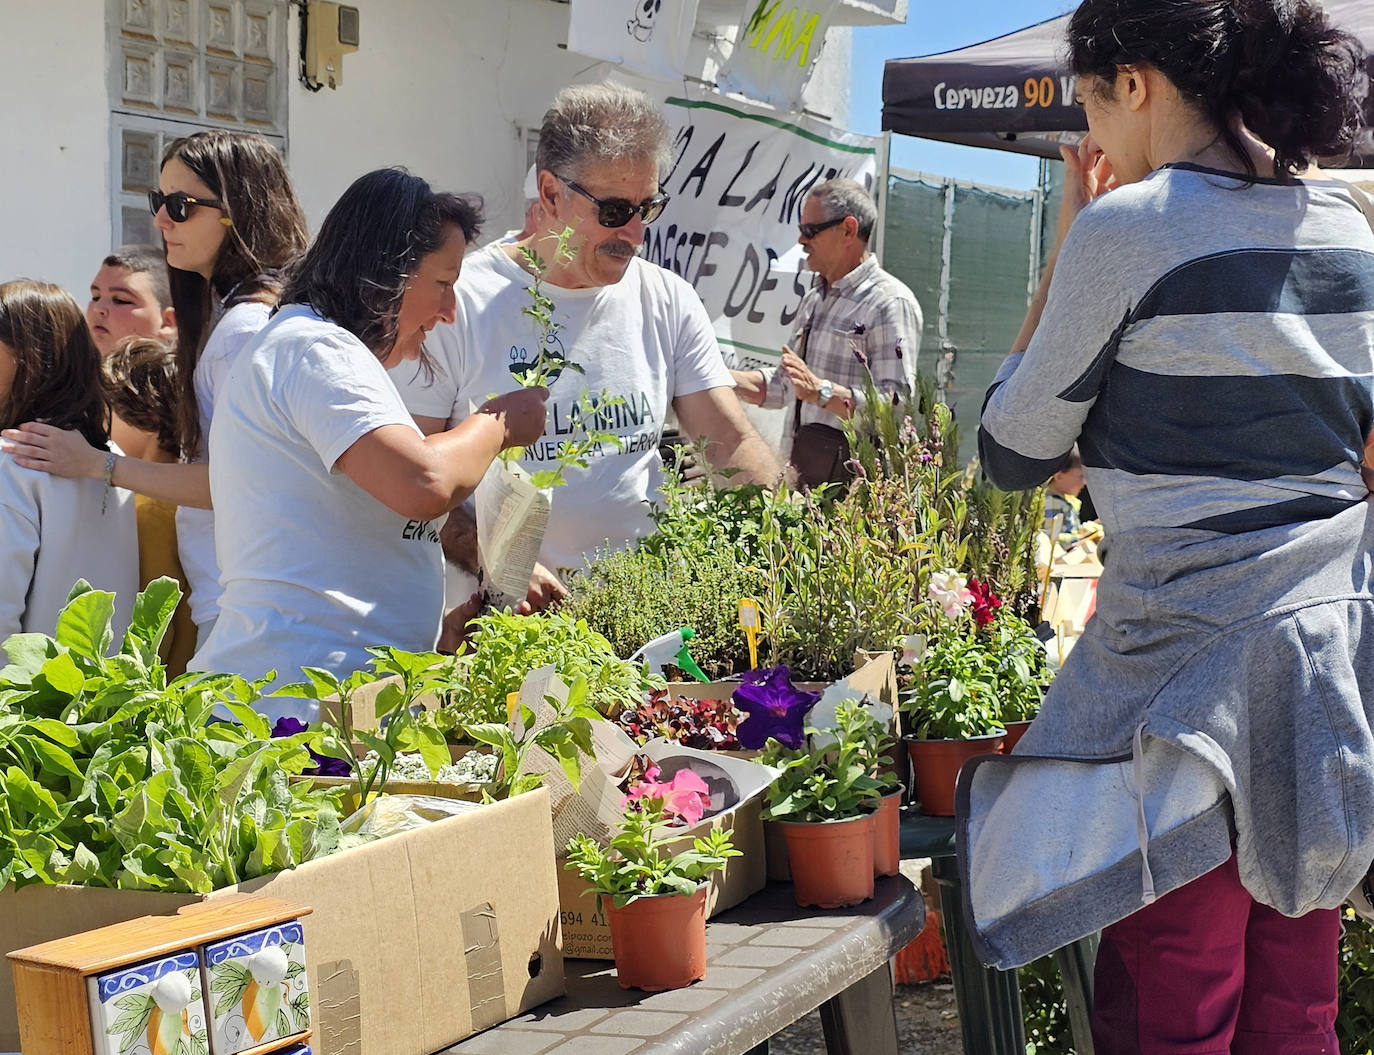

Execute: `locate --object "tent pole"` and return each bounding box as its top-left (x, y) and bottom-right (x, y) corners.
top-left (874, 130), bottom-right (892, 265)
top-left (1029, 160), bottom-right (1047, 306)
top-left (936, 176), bottom-right (955, 389)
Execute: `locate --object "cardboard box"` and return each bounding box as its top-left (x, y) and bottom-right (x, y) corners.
top-left (0, 791), bottom-right (564, 1055)
top-left (665, 649), bottom-right (898, 708)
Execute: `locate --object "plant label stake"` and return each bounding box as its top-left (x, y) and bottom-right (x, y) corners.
top-left (737, 598), bottom-right (762, 670)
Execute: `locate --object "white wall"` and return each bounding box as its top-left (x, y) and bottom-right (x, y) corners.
top-left (0, 0), bottom-right (110, 297)
top-left (0, 0), bottom-right (857, 300)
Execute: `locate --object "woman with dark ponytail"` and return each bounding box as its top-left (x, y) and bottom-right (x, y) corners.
top-left (968, 0), bottom-right (1374, 1048)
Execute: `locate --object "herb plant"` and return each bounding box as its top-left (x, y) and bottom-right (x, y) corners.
top-left (465, 674), bottom-right (603, 798)
top-left (618, 690), bottom-right (739, 750)
top-left (277, 646), bottom-right (453, 804)
top-left (761, 702), bottom-right (886, 823)
top-left (438, 610), bottom-right (658, 731)
top-left (564, 791), bottom-right (739, 907)
top-left (0, 579), bottom-right (346, 893)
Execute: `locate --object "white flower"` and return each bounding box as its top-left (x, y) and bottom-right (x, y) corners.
top-left (901, 633), bottom-right (928, 667)
top-left (929, 569), bottom-right (973, 619)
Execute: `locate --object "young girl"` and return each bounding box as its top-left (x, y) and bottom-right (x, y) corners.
top-left (101, 337), bottom-right (195, 675)
top-left (1, 131), bottom-right (308, 648)
top-left (191, 168), bottom-right (547, 719)
top-left (0, 281), bottom-right (137, 645)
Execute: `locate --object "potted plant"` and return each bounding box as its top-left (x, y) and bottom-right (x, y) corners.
top-left (564, 770), bottom-right (739, 991)
top-left (760, 701), bottom-right (886, 908)
top-left (899, 572), bottom-right (1052, 815)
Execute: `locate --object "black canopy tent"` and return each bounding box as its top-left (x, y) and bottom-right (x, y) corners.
top-left (881, 0), bottom-right (1374, 163)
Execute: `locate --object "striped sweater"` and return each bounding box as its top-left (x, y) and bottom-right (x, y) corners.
top-left (980, 163), bottom-right (1374, 536)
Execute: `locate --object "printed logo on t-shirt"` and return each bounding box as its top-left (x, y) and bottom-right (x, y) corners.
top-left (519, 388), bottom-right (660, 467)
top-left (402, 518), bottom-right (440, 543)
top-left (507, 332), bottom-right (571, 386)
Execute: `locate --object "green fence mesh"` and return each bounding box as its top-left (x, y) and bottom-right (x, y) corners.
top-left (882, 170), bottom-right (1043, 463)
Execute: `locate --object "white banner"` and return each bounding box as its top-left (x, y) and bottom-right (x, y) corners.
top-left (716, 0), bottom-right (841, 111)
top-left (567, 0), bottom-right (701, 83)
top-left (643, 94), bottom-right (882, 370)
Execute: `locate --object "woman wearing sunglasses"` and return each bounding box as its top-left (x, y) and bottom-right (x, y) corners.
top-left (2, 130), bottom-right (308, 647)
top-left (189, 169), bottom-right (546, 719)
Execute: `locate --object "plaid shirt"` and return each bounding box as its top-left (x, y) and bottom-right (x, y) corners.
top-left (760, 256), bottom-right (922, 437)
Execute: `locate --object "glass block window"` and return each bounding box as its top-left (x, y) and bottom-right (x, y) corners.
top-left (108, 0), bottom-right (287, 245)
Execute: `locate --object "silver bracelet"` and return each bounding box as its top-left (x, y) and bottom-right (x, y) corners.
top-left (101, 451), bottom-right (118, 515)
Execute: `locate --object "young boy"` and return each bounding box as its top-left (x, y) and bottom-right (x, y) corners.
top-left (85, 244), bottom-right (175, 356)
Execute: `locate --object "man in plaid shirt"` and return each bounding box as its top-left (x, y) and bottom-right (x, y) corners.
top-left (732, 178), bottom-right (922, 485)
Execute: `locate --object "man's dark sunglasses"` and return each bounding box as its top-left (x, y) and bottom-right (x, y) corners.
top-left (148, 189), bottom-right (227, 223)
top-left (556, 174), bottom-right (669, 228)
top-left (798, 216), bottom-right (846, 239)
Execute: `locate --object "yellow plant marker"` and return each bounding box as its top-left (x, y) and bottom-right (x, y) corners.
top-left (738, 598), bottom-right (762, 669)
top-left (507, 691), bottom-right (520, 722)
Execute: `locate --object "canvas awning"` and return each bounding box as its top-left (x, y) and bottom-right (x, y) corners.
top-left (881, 1), bottom-right (1374, 162)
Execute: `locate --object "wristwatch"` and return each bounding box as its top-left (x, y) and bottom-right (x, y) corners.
top-left (817, 378), bottom-right (834, 405)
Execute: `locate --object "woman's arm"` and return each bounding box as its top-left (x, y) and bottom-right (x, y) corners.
top-left (334, 387), bottom-right (548, 521)
top-left (0, 424), bottom-right (212, 508)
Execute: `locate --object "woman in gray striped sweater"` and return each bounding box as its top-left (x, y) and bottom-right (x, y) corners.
top-left (966, 0), bottom-right (1374, 1048)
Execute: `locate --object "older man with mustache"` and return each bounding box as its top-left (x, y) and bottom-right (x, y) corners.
top-left (390, 80), bottom-right (778, 624)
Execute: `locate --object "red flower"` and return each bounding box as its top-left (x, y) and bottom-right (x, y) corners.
top-left (967, 577), bottom-right (1002, 628)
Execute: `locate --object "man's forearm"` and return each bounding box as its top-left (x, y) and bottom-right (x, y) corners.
top-left (711, 431), bottom-right (781, 486)
top-left (440, 506), bottom-right (480, 574)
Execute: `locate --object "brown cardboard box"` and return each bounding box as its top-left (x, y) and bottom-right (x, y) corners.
top-left (557, 793), bottom-right (766, 960)
top-left (0, 791), bottom-right (564, 1055)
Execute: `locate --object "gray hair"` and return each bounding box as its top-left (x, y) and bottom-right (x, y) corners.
top-left (808, 179), bottom-right (878, 243)
top-left (536, 81), bottom-right (672, 182)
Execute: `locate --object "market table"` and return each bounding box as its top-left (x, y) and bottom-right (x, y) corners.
top-left (901, 810), bottom-right (1098, 1055)
top-left (441, 875), bottom-right (925, 1055)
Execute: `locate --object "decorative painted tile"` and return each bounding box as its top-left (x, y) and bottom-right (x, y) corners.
top-left (88, 951), bottom-right (208, 1055)
top-left (201, 922), bottom-right (309, 1055)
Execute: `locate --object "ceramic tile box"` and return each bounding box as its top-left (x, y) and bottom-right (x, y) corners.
top-left (90, 950), bottom-right (208, 1055)
top-left (202, 922), bottom-right (309, 1055)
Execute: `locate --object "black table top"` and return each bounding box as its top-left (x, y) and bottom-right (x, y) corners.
top-left (442, 876), bottom-right (925, 1055)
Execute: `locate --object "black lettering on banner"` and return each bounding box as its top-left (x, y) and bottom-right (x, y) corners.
top-left (683, 231), bottom-right (707, 279)
top-left (718, 140), bottom-right (760, 208)
top-left (665, 124), bottom-right (693, 185)
top-left (695, 231), bottom-right (729, 285)
top-left (781, 268), bottom-right (810, 328)
top-left (673, 230), bottom-right (690, 276)
top-left (778, 163), bottom-right (823, 224)
top-left (723, 243), bottom-right (762, 319)
top-left (746, 154), bottom-right (788, 212)
top-left (679, 132), bottom-right (724, 199)
top-left (747, 247), bottom-right (779, 325)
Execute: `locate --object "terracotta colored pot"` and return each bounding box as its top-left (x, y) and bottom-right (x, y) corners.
top-left (1000, 720), bottom-right (1033, 754)
top-left (873, 789), bottom-right (903, 878)
top-left (763, 819), bottom-right (792, 881)
top-left (602, 885), bottom-right (708, 991)
top-left (780, 812), bottom-right (877, 908)
top-left (905, 733), bottom-right (1005, 817)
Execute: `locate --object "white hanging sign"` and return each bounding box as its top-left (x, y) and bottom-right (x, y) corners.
top-left (716, 0), bottom-right (842, 110)
top-left (567, 0), bottom-right (702, 82)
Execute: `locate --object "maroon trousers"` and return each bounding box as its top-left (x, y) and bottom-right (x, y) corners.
top-left (1092, 855), bottom-right (1341, 1054)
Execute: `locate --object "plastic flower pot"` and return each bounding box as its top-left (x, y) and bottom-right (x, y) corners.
top-left (1000, 720), bottom-right (1033, 753)
top-left (779, 812), bottom-right (877, 908)
top-left (873, 789), bottom-right (903, 878)
top-left (905, 732), bottom-right (1005, 817)
top-left (602, 884), bottom-right (708, 991)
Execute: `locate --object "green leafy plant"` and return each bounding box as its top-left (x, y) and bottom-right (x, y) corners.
top-left (761, 701), bottom-right (886, 823)
top-left (277, 646), bottom-right (453, 804)
top-left (564, 790), bottom-right (739, 907)
top-left (0, 578), bottom-right (346, 893)
top-left (465, 674), bottom-right (602, 798)
top-left (437, 610), bottom-right (657, 732)
top-left (1339, 910), bottom-right (1374, 1054)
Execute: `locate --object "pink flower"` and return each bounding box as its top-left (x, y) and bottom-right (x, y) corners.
top-left (929, 569), bottom-right (973, 620)
top-left (624, 764), bottom-right (712, 826)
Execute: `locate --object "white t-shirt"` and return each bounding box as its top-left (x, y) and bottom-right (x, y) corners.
top-left (0, 457), bottom-right (137, 651)
top-left (390, 245), bottom-right (733, 572)
top-left (191, 305), bottom-right (444, 720)
top-left (176, 300), bottom-right (272, 630)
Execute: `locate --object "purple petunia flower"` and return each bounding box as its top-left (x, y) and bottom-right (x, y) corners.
top-left (270, 715), bottom-right (351, 776)
top-left (731, 666), bottom-right (821, 750)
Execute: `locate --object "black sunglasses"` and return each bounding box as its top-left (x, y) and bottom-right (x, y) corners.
top-left (798, 216), bottom-right (846, 240)
top-left (148, 189), bottom-right (227, 223)
top-left (556, 174), bottom-right (669, 228)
